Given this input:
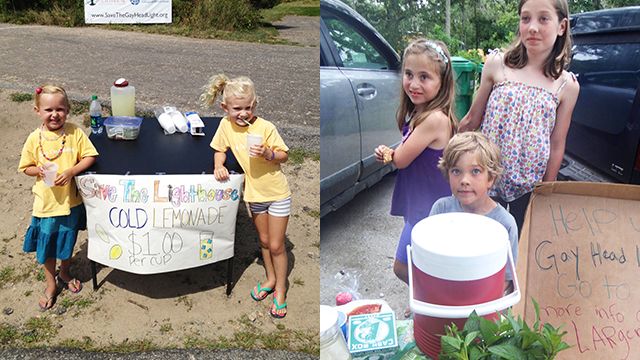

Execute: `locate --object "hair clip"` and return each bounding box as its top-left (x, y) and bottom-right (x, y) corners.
top-left (35, 87), bottom-right (42, 94)
top-left (424, 41), bottom-right (449, 64)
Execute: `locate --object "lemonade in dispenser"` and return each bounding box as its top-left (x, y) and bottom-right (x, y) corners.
top-left (110, 78), bottom-right (135, 116)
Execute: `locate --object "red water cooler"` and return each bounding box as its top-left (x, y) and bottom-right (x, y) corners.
top-left (407, 212), bottom-right (521, 359)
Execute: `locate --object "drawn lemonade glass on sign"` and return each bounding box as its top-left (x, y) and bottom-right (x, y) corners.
top-left (200, 232), bottom-right (214, 260)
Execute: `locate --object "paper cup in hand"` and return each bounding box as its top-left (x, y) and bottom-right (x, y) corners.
top-left (247, 134), bottom-right (263, 157)
top-left (42, 162), bottom-right (58, 187)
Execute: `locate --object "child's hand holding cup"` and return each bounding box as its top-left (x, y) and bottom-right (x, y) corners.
top-left (247, 134), bottom-right (263, 157)
top-left (42, 162), bottom-right (58, 187)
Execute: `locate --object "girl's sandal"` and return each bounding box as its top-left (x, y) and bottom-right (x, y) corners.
top-left (270, 291), bottom-right (287, 319)
top-left (38, 289), bottom-right (56, 312)
top-left (56, 275), bottom-right (82, 294)
top-left (250, 281), bottom-right (274, 302)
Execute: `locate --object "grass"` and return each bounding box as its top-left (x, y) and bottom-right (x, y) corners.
top-left (23, 317), bottom-right (58, 344)
top-left (182, 315), bottom-right (319, 355)
top-left (0, 267), bottom-right (16, 285)
top-left (0, 316), bottom-right (319, 355)
top-left (288, 148), bottom-right (320, 164)
top-left (36, 268), bottom-right (45, 282)
top-left (58, 336), bottom-right (95, 351)
top-left (0, 323), bottom-right (18, 346)
top-left (10, 92), bottom-right (32, 103)
top-left (58, 296), bottom-right (95, 311)
top-left (175, 296), bottom-right (193, 312)
top-left (159, 323), bottom-right (173, 334)
top-left (0, 265), bottom-right (33, 287)
top-left (101, 339), bottom-right (159, 353)
top-left (262, 0), bottom-right (320, 22)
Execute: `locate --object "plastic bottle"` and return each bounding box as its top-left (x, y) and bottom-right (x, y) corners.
top-left (110, 78), bottom-right (135, 116)
top-left (320, 305), bottom-right (352, 360)
top-left (90, 95), bottom-right (103, 134)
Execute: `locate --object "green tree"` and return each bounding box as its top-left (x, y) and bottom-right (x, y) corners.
top-left (346, 0), bottom-right (633, 58)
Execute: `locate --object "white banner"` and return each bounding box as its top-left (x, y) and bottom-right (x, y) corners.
top-left (77, 174), bottom-right (244, 274)
top-left (84, 0), bottom-right (172, 24)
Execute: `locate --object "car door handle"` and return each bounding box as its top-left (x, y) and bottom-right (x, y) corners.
top-left (356, 83), bottom-right (377, 99)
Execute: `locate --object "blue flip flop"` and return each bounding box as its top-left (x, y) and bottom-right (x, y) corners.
top-left (270, 291), bottom-right (287, 319)
top-left (250, 281), bottom-right (274, 302)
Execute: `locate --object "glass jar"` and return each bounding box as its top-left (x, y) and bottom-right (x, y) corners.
top-left (320, 305), bottom-right (351, 360)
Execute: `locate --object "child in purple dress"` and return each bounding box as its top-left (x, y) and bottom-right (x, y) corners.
top-left (375, 38), bottom-right (456, 288)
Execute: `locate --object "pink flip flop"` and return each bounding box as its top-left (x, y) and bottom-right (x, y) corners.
top-left (57, 275), bottom-right (82, 294)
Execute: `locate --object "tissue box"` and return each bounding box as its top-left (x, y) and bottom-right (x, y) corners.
top-left (348, 311), bottom-right (398, 359)
top-left (104, 116), bottom-right (142, 140)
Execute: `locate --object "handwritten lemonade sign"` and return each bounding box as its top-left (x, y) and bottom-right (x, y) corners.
top-left (76, 174), bottom-right (243, 274)
top-left (514, 182), bottom-right (640, 360)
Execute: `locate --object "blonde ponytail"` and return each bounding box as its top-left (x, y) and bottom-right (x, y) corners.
top-left (200, 74), bottom-right (229, 108)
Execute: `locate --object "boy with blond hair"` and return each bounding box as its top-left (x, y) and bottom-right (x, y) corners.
top-left (430, 132), bottom-right (518, 291)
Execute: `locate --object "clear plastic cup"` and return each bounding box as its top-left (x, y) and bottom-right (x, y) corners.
top-left (42, 162), bottom-right (58, 187)
top-left (247, 134), bottom-right (263, 157)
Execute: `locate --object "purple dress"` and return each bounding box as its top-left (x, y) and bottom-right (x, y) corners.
top-left (390, 123), bottom-right (452, 225)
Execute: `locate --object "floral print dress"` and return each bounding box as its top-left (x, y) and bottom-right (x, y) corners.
top-left (481, 77), bottom-right (566, 202)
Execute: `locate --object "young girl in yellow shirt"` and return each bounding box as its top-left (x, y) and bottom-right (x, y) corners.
top-left (18, 85), bottom-right (98, 311)
top-left (202, 74), bottom-right (291, 318)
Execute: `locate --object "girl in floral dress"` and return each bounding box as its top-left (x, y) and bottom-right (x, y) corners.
top-left (459, 0), bottom-right (580, 234)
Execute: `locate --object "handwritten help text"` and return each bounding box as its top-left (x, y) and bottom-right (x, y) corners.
top-left (530, 201), bottom-right (640, 360)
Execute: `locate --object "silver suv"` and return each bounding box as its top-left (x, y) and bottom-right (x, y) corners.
top-left (320, 0), bottom-right (402, 216)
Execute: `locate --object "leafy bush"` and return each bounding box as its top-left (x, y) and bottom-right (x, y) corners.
top-left (250, 0), bottom-right (280, 9)
top-left (1, 0), bottom-right (263, 32)
top-left (440, 299), bottom-right (570, 360)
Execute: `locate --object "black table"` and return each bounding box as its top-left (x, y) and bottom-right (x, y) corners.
top-left (88, 116), bottom-right (241, 175)
top-left (86, 116), bottom-right (241, 295)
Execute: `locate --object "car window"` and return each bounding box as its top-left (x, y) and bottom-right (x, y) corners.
top-left (570, 42), bottom-right (640, 134)
top-left (571, 42), bottom-right (640, 90)
top-left (323, 16), bottom-right (389, 70)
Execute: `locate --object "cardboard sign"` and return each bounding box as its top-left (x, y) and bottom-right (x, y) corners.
top-left (84, 0), bottom-right (171, 24)
top-left (76, 174), bottom-right (243, 274)
top-left (514, 182), bottom-right (640, 360)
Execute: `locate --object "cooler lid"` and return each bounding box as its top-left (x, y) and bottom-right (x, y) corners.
top-left (411, 212), bottom-right (509, 281)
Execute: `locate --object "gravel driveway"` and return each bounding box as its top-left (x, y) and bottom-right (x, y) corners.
top-left (0, 19), bottom-right (319, 152)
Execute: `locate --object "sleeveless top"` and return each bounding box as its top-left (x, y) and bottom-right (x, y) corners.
top-left (390, 121), bottom-right (451, 225)
top-left (481, 52), bottom-right (568, 202)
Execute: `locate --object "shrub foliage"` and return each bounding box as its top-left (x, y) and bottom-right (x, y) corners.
top-left (0, 0), bottom-right (277, 31)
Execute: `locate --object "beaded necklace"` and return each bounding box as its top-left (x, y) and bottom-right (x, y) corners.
top-left (39, 125), bottom-right (66, 161)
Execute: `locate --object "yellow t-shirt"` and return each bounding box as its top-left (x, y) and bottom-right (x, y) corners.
top-left (18, 123), bottom-right (99, 217)
top-left (210, 116), bottom-right (291, 203)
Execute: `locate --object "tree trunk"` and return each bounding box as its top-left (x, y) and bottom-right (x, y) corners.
top-left (446, 0), bottom-right (451, 37)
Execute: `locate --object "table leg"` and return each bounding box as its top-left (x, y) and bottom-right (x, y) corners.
top-left (91, 260), bottom-right (98, 291)
top-left (226, 257), bottom-right (234, 297)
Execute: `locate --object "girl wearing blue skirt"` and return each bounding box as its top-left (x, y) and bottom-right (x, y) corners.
top-left (18, 85), bottom-right (98, 311)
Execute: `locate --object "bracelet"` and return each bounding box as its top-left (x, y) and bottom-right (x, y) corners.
top-left (266, 149), bottom-right (276, 161)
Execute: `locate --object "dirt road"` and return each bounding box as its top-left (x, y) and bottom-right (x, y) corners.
top-left (0, 22), bottom-right (319, 151)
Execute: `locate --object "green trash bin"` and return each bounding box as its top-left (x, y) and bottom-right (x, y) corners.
top-left (451, 56), bottom-right (476, 120)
